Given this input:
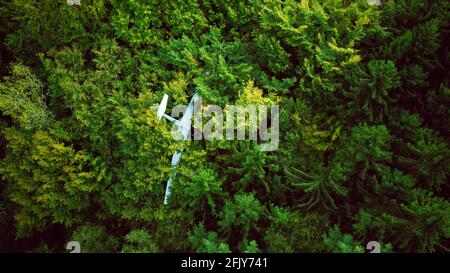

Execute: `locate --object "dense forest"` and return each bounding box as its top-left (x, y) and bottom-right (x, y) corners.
top-left (0, 0), bottom-right (449, 253)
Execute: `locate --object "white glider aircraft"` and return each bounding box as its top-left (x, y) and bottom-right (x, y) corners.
top-left (151, 93), bottom-right (201, 205)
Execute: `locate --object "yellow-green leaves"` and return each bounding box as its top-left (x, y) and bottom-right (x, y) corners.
top-left (0, 64), bottom-right (53, 130)
top-left (0, 129), bottom-right (97, 237)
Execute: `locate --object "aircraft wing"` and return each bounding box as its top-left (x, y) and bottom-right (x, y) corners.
top-left (170, 148), bottom-right (184, 167)
top-left (164, 176), bottom-right (173, 205)
top-left (177, 93), bottom-right (200, 140)
top-left (164, 148), bottom-right (184, 205)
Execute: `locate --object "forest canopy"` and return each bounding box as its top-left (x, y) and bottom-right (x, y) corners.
top-left (0, 0), bottom-right (449, 253)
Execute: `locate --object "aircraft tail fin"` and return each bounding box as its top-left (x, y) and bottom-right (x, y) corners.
top-left (157, 94), bottom-right (169, 120)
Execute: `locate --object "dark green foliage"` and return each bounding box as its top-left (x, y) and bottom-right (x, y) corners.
top-left (71, 224), bottom-right (119, 253)
top-left (341, 60), bottom-right (400, 123)
top-left (189, 224), bottom-right (231, 253)
top-left (285, 165), bottom-right (348, 210)
top-left (354, 189), bottom-right (450, 252)
top-left (264, 207), bottom-right (328, 253)
top-left (0, 0), bottom-right (449, 253)
top-left (324, 226), bottom-right (364, 253)
top-left (218, 192), bottom-right (265, 245)
top-left (121, 229), bottom-right (160, 253)
top-left (230, 142), bottom-right (272, 193)
top-left (176, 165), bottom-right (224, 217)
top-left (394, 127), bottom-right (450, 192)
